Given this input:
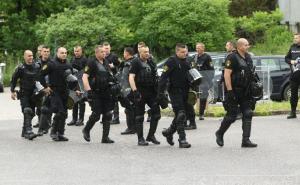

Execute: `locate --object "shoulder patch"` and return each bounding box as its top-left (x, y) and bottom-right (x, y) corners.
top-left (42, 65), bottom-right (48, 70)
top-left (163, 65), bottom-right (169, 72)
top-left (84, 66), bottom-right (89, 72)
top-left (225, 60), bottom-right (231, 67)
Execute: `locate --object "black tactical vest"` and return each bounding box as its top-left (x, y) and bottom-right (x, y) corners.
top-left (94, 62), bottom-right (112, 91)
top-left (232, 53), bottom-right (253, 89)
top-left (19, 63), bottom-right (41, 91)
top-left (136, 60), bottom-right (155, 87)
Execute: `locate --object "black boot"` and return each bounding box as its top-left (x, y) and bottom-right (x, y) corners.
top-left (199, 99), bottom-right (207, 120)
top-left (215, 116), bottom-right (233, 146)
top-left (146, 119), bottom-right (160, 144)
top-left (178, 138), bottom-right (191, 148)
top-left (101, 121), bottom-right (114, 143)
top-left (121, 109), bottom-right (136, 135)
top-left (23, 108), bottom-right (37, 140)
top-left (215, 131), bottom-right (224, 147)
top-left (241, 120), bottom-right (257, 147)
top-left (76, 102), bottom-right (85, 126)
top-left (55, 113), bottom-right (68, 142)
top-left (136, 117), bottom-right (148, 146)
top-left (82, 116), bottom-right (97, 142)
top-left (162, 120), bottom-right (176, 146)
top-left (185, 120), bottom-right (197, 130)
top-left (287, 111), bottom-right (297, 119)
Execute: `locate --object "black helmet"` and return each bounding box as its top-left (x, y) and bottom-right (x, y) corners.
top-left (251, 81), bottom-right (263, 100)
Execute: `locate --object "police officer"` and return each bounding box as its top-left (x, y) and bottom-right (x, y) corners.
top-left (285, 33), bottom-right (300, 119)
top-left (41, 47), bottom-right (77, 141)
top-left (10, 50), bottom-right (43, 140)
top-left (119, 47), bottom-right (136, 135)
top-left (103, 42), bottom-right (121, 125)
top-left (215, 38), bottom-right (257, 148)
top-left (159, 43), bottom-right (192, 148)
top-left (67, 46), bottom-right (87, 126)
top-left (81, 45), bottom-right (115, 144)
top-left (192, 42), bottom-right (214, 121)
top-left (128, 45), bottom-right (161, 146)
top-left (36, 45), bottom-right (53, 136)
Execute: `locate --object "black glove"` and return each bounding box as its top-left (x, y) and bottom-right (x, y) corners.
top-left (132, 90), bottom-right (141, 103)
top-left (87, 90), bottom-right (94, 101)
top-left (226, 90), bottom-right (236, 102)
top-left (157, 93), bottom-right (169, 109)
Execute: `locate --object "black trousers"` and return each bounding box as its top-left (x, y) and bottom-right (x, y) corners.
top-left (218, 95), bottom-right (255, 140)
top-left (50, 91), bottom-right (68, 135)
top-left (134, 88), bottom-right (161, 139)
top-left (167, 88), bottom-right (190, 140)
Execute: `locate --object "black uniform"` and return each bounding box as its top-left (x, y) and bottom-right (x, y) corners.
top-left (36, 57), bottom-right (53, 135)
top-left (40, 57), bottom-right (74, 141)
top-left (129, 57), bottom-right (161, 145)
top-left (191, 53), bottom-right (214, 119)
top-left (118, 57), bottom-right (136, 135)
top-left (158, 55), bottom-right (192, 148)
top-left (285, 43), bottom-right (300, 118)
top-left (68, 56), bottom-right (87, 126)
top-left (106, 52), bottom-right (121, 124)
top-left (82, 57), bottom-right (115, 143)
top-left (10, 62), bottom-right (41, 140)
top-left (215, 51), bottom-right (257, 147)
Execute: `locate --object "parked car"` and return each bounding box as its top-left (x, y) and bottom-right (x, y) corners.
top-left (157, 54), bottom-right (292, 102)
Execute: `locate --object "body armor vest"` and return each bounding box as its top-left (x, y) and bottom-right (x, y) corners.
top-left (232, 54), bottom-right (253, 89)
top-left (136, 61), bottom-right (155, 87)
top-left (20, 63), bottom-right (41, 91)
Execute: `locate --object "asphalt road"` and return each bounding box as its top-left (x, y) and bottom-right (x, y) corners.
top-left (0, 89), bottom-right (300, 185)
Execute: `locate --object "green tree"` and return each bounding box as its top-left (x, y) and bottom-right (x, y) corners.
top-left (35, 5), bottom-right (133, 56)
top-left (135, 0), bottom-right (234, 56)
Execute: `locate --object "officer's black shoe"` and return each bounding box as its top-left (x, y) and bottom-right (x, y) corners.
top-left (110, 118), bottom-right (120, 125)
top-left (101, 137), bottom-right (114, 144)
top-left (75, 119), bottom-right (84, 126)
top-left (67, 120), bottom-right (77, 126)
top-left (199, 115), bottom-right (204, 120)
top-left (146, 135), bottom-right (160, 145)
top-left (58, 135), bottom-right (69, 141)
top-left (121, 128), bottom-right (136, 135)
top-left (33, 123), bottom-right (40, 128)
top-left (185, 124), bottom-right (197, 130)
top-left (162, 129), bottom-right (174, 146)
top-left (287, 112), bottom-right (297, 119)
top-left (138, 137), bottom-right (149, 146)
top-left (52, 134), bottom-right (68, 141)
top-left (43, 129), bottom-right (48, 134)
top-left (37, 129), bottom-right (44, 136)
top-left (82, 128), bottom-right (91, 142)
top-left (24, 132), bottom-right (38, 140)
top-left (241, 139), bottom-right (257, 148)
top-left (215, 131), bottom-right (224, 147)
top-left (178, 139), bottom-right (191, 148)
top-left (50, 129), bottom-right (57, 139)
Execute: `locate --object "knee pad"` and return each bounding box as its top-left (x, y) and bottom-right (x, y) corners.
top-left (243, 109), bottom-right (253, 120)
top-left (23, 107), bottom-right (33, 115)
top-left (90, 112), bottom-right (101, 122)
top-left (135, 115), bottom-right (144, 124)
top-left (103, 111), bottom-right (113, 122)
top-left (41, 106), bottom-right (49, 114)
top-left (175, 110), bottom-right (186, 124)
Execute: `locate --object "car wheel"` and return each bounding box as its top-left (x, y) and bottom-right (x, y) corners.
top-left (283, 84), bottom-right (300, 101)
top-left (0, 83), bottom-right (3, 93)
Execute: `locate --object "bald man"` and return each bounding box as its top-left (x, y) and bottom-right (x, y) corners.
top-left (41, 47), bottom-right (76, 141)
top-left (215, 38), bottom-right (258, 148)
top-left (10, 50), bottom-right (42, 140)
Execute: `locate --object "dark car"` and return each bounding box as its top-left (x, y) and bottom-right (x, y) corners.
top-left (157, 54), bottom-right (293, 102)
